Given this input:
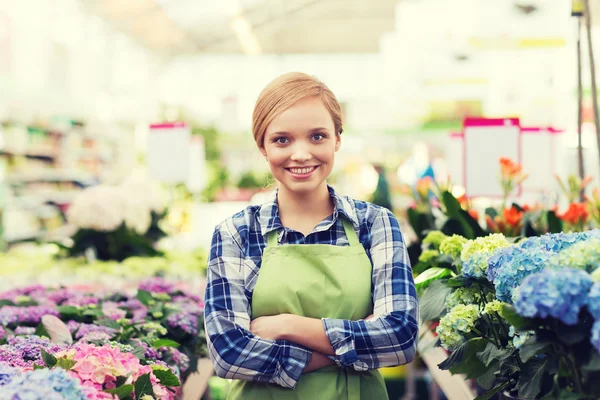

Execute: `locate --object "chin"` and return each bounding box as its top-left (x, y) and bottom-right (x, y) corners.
top-left (279, 179), bottom-right (327, 196)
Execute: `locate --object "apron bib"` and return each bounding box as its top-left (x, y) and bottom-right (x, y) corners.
top-left (227, 218), bottom-right (389, 400)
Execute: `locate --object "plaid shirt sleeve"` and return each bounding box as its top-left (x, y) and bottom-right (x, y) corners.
top-left (204, 222), bottom-right (312, 389)
top-left (322, 207), bottom-right (419, 371)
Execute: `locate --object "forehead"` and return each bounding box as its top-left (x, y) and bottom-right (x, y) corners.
top-left (266, 97), bottom-right (334, 135)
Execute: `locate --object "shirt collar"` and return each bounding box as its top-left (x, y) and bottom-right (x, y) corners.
top-left (258, 185), bottom-right (359, 237)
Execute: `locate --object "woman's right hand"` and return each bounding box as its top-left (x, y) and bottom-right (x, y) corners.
top-left (303, 351), bottom-right (335, 373)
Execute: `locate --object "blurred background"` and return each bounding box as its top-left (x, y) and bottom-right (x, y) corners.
top-left (1, 0), bottom-right (600, 397)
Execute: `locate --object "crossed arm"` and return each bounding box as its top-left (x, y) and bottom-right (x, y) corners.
top-left (204, 209), bottom-right (419, 389)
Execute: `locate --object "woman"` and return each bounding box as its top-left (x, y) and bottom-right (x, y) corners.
top-left (204, 72), bottom-right (419, 400)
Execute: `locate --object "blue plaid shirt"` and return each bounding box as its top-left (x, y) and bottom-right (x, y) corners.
top-left (204, 185), bottom-right (419, 389)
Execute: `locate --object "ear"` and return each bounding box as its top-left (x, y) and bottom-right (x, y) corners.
top-left (259, 146), bottom-right (267, 157)
top-left (335, 133), bottom-right (341, 152)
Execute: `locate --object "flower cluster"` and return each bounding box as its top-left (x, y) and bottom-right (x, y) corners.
top-left (439, 234), bottom-right (468, 259)
top-left (549, 238), bottom-right (600, 272)
top-left (0, 335), bottom-right (65, 368)
top-left (0, 367), bottom-right (90, 400)
top-left (0, 305), bottom-right (59, 327)
top-left (445, 287), bottom-right (493, 310)
top-left (436, 304), bottom-right (480, 350)
top-left (461, 234), bottom-right (510, 278)
top-left (487, 231), bottom-right (600, 302)
top-left (514, 267), bottom-right (592, 325)
top-left (423, 231), bottom-right (448, 249)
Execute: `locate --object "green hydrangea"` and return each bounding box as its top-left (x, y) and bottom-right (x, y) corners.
top-left (445, 287), bottom-right (482, 310)
top-left (550, 239), bottom-right (600, 272)
top-left (423, 231), bottom-right (448, 249)
top-left (592, 267), bottom-right (600, 282)
top-left (153, 293), bottom-right (172, 302)
top-left (108, 342), bottom-right (134, 353)
top-left (142, 322), bottom-right (168, 336)
top-left (483, 300), bottom-right (504, 315)
top-left (418, 249), bottom-right (439, 264)
top-left (439, 235), bottom-right (468, 259)
top-left (461, 234), bottom-right (510, 262)
top-left (436, 304), bottom-right (480, 350)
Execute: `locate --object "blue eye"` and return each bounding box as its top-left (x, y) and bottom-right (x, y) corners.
top-left (312, 133), bottom-right (325, 141)
top-left (274, 137), bottom-right (289, 144)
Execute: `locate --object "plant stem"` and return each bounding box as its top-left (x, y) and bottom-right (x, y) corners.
top-left (472, 327), bottom-right (501, 348)
top-left (569, 353), bottom-right (585, 394)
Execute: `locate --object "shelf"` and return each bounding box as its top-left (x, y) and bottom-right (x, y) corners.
top-left (6, 171), bottom-right (98, 186)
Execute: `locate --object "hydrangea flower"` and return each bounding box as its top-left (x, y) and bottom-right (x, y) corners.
top-left (7, 335), bottom-right (65, 362)
top-left (0, 364), bottom-right (19, 386)
top-left (439, 235), bottom-right (468, 259)
top-left (71, 323), bottom-right (117, 340)
top-left (14, 327), bottom-right (36, 336)
top-left (0, 305), bottom-right (59, 326)
top-left (550, 238), bottom-right (600, 272)
top-left (487, 231), bottom-right (599, 303)
top-left (167, 312), bottom-right (198, 336)
top-left (423, 231), bottom-right (448, 249)
top-left (483, 300), bottom-right (504, 315)
top-left (592, 320), bottom-right (600, 352)
top-left (445, 287), bottom-right (490, 310)
top-left (436, 304), bottom-right (479, 350)
top-left (0, 367), bottom-right (89, 400)
top-left (587, 282), bottom-right (600, 319)
top-left (139, 277), bottom-right (176, 294)
top-left (461, 234), bottom-right (510, 279)
top-left (514, 267), bottom-right (592, 325)
top-left (418, 249), bottom-right (439, 264)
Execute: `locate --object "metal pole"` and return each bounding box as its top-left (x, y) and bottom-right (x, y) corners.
top-left (578, 17), bottom-right (585, 201)
top-left (583, 0), bottom-right (600, 176)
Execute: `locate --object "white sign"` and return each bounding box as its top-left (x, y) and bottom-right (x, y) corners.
top-left (464, 117), bottom-right (521, 198)
top-left (147, 122), bottom-right (191, 184)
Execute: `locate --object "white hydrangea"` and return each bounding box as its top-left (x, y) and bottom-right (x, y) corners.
top-left (67, 185), bottom-right (126, 231)
top-left (122, 194), bottom-right (152, 235)
top-left (120, 175), bottom-right (167, 214)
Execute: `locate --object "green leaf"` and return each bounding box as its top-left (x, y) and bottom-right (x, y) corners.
top-left (104, 384), bottom-right (134, 400)
top-left (419, 280), bottom-right (451, 322)
top-left (474, 381), bottom-right (510, 400)
top-left (56, 358), bottom-right (76, 370)
top-left (517, 358), bottom-right (550, 399)
top-left (446, 275), bottom-right (474, 288)
top-left (557, 390), bottom-right (580, 400)
top-left (407, 208), bottom-right (435, 240)
top-left (0, 300), bottom-right (15, 307)
top-left (476, 342), bottom-right (513, 367)
top-left (439, 337), bottom-right (487, 378)
top-left (131, 345), bottom-right (146, 360)
top-left (582, 351), bottom-right (600, 372)
top-left (501, 304), bottom-right (533, 330)
top-left (484, 207), bottom-right (498, 219)
top-left (96, 317), bottom-right (121, 330)
top-left (136, 290), bottom-right (154, 306)
top-left (547, 211), bottom-right (562, 234)
top-left (115, 376), bottom-right (130, 387)
top-left (57, 305), bottom-right (80, 317)
top-left (415, 267), bottom-right (452, 291)
top-left (152, 368), bottom-right (181, 387)
top-left (152, 339), bottom-right (180, 349)
top-left (33, 363), bottom-right (45, 370)
top-left (134, 373), bottom-right (154, 400)
top-left (40, 348), bottom-right (57, 368)
top-left (476, 360), bottom-right (499, 389)
top-left (519, 338), bottom-right (552, 363)
top-left (35, 323), bottom-right (49, 339)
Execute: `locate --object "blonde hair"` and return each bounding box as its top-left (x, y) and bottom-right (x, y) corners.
top-left (252, 72), bottom-right (343, 148)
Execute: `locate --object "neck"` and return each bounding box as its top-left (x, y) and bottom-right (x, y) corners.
top-left (277, 183), bottom-right (333, 221)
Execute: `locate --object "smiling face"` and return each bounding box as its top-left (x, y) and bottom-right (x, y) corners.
top-left (260, 96), bottom-right (341, 196)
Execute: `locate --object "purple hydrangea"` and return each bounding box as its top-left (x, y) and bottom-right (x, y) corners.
top-left (0, 368), bottom-right (88, 400)
top-left (131, 307), bottom-right (149, 323)
top-left (514, 268), bottom-right (593, 325)
top-left (14, 327), bottom-right (36, 336)
top-left (66, 320), bottom-right (80, 334)
top-left (0, 305), bottom-right (59, 326)
top-left (118, 299), bottom-right (145, 310)
top-left (45, 289), bottom-right (72, 305)
top-left (101, 302), bottom-right (126, 320)
top-left (161, 346), bottom-right (190, 373)
top-left (139, 277), bottom-right (176, 294)
top-left (62, 295), bottom-right (99, 307)
top-left (71, 323), bottom-right (117, 340)
top-left (0, 345), bottom-right (31, 368)
top-left (0, 285), bottom-right (45, 301)
top-left (6, 335), bottom-right (64, 361)
top-left (167, 312), bottom-right (198, 335)
top-left (592, 320), bottom-right (600, 352)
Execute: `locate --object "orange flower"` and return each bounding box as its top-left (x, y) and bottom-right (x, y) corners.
top-left (499, 157), bottom-right (523, 178)
top-left (558, 202), bottom-right (589, 225)
top-left (416, 177), bottom-right (433, 198)
top-left (503, 206), bottom-right (524, 227)
top-left (467, 209), bottom-right (479, 221)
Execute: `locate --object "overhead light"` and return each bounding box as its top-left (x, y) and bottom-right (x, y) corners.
top-left (230, 16), bottom-right (262, 55)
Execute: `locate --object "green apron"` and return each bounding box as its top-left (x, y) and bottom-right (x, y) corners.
top-left (227, 218), bottom-right (389, 400)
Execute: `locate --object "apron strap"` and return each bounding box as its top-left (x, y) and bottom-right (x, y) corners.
top-left (266, 230), bottom-right (278, 247)
top-left (341, 218), bottom-right (359, 246)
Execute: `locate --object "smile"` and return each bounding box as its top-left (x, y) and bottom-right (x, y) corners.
top-left (286, 166), bottom-right (319, 177)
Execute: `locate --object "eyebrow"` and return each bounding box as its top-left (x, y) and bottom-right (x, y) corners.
top-left (270, 127), bottom-right (330, 136)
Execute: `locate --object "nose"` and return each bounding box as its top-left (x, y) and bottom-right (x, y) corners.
top-left (290, 143), bottom-right (312, 162)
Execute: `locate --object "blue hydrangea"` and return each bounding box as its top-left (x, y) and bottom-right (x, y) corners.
top-left (592, 320), bottom-right (600, 353)
top-left (487, 231), bottom-right (599, 303)
top-left (587, 282), bottom-right (600, 319)
top-left (514, 267), bottom-right (592, 325)
top-left (0, 364), bottom-right (18, 386)
top-left (0, 368), bottom-right (88, 400)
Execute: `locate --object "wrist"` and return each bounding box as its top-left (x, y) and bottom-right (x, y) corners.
top-left (280, 314), bottom-right (298, 341)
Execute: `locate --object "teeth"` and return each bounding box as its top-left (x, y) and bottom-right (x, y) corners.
top-left (289, 167), bottom-right (315, 174)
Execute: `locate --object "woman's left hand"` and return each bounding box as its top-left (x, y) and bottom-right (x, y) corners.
top-left (250, 314), bottom-right (292, 340)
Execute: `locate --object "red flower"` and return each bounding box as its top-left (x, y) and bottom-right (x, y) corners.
top-left (558, 202), bottom-right (589, 225)
top-left (503, 206), bottom-right (524, 227)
